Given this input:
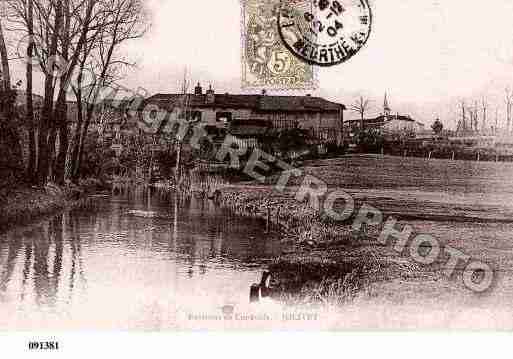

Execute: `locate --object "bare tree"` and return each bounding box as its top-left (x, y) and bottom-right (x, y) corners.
top-left (506, 88), bottom-right (512, 134)
top-left (473, 100), bottom-right (479, 133)
top-left (465, 100), bottom-right (479, 133)
top-left (70, 0), bottom-right (148, 181)
top-left (481, 97), bottom-right (487, 134)
top-left (174, 69), bottom-right (190, 185)
top-left (457, 100), bottom-right (466, 134)
top-left (68, 35), bottom-right (98, 180)
top-left (0, 18), bottom-right (11, 92)
top-left (6, 0), bottom-right (64, 182)
top-left (25, 0), bottom-right (37, 183)
top-left (36, 0), bottom-right (65, 184)
top-left (51, 0), bottom-right (76, 183)
top-left (6, 0), bottom-right (148, 184)
top-left (350, 96), bottom-right (371, 132)
top-left (50, 0), bottom-right (103, 183)
top-left (495, 107), bottom-right (499, 135)
top-left (0, 12), bottom-right (24, 184)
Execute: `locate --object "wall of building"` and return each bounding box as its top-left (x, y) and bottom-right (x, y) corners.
top-left (382, 119), bottom-right (424, 134)
top-left (142, 105), bottom-right (340, 128)
top-left (197, 107), bottom-right (257, 126)
top-left (141, 99), bottom-right (342, 145)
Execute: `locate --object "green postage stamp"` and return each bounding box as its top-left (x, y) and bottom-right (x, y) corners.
top-left (241, 0), bottom-right (317, 90)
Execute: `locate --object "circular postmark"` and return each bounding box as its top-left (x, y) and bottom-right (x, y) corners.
top-left (278, 0), bottom-right (372, 66)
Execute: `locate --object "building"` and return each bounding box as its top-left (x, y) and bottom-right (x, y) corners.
top-left (95, 99), bottom-right (139, 144)
top-left (345, 93), bottom-right (425, 140)
top-left (139, 83), bottom-right (346, 151)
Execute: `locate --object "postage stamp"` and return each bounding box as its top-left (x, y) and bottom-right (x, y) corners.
top-left (278, 0), bottom-right (372, 66)
top-left (241, 0), bottom-right (317, 90)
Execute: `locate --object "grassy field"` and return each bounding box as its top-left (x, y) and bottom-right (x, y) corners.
top-left (301, 154), bottom-right (513, 193)
top-left (222, 154), bottom-right (513, 327)
top-left (298, 155), bottom-right (513, 276)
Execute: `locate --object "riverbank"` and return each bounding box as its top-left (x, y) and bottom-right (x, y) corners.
top-left (219, 184), bottom-right (436, 306)
top-left (218, 154), bottom-right (513, 306)
top-left (0, 181), bottom-right (107, 232)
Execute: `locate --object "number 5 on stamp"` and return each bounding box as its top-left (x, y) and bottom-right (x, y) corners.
top-left (241, 0), bottom-right (317, 90)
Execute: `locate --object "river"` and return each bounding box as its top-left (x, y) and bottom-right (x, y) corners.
top-left (0, 187), bottom-right (285, 330)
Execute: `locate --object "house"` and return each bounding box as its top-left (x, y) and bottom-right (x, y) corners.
top-left (96, 99), bottom-right (135, 142)
top-left (345, 93), bottom-right (424, 140)
top-left (380, 114), bottom-right (425, 135)
top-left (139, 83), bottom-right (346, 151)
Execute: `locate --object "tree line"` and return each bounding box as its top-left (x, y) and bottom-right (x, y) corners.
top-left (0, 0), bottom-right (148, 186)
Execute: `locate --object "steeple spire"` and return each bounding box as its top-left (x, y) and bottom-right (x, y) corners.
top-left (384, 92), bottom-right (391, 117)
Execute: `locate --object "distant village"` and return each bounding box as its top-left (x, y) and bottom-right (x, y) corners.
top-left (12, 83), bottom-right (513, 184)
top-left (97, 87), bottom-right (513, 152)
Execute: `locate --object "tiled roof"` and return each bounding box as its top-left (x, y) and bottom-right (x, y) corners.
top-left (143, 93), bottom-right (345, 112)
top-left (258, 95), bottom-right (343, 111)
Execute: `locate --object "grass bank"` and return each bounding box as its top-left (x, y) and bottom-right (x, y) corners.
top-left (0, 180), bottom-right (107, 232)
top-left (219, 184), bottom-right (435, 306)
top-left (220, 186), bottom-right (348, 243)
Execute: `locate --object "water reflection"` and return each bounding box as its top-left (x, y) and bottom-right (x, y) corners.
top-left (0, 187), bottom-right (281, 329)
top-left (0, 214), bottom-right (87, 309)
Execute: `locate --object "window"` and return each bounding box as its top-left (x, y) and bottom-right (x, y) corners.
top-left (216, 112), bottom-right (232, 123)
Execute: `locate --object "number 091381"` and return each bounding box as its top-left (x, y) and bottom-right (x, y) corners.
top-left (28, 341), bottom-right (60, 350)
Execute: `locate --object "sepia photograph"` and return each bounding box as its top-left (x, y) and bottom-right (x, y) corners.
top-left (0, 0), bottom-right (512, 355)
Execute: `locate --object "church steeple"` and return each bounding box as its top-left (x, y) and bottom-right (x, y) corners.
top-left (384, 92), bottom-right (391, 117)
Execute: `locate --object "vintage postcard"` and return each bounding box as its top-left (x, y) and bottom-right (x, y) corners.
top-left (1, 0), bottom-right (513, 356)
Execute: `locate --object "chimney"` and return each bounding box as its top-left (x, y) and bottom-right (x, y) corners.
top-left (206, 84), bottom-right (215, 104)
top-left (194, 82), bottom-right (203, 95)
top-left (306, 94), bottom-right (311, 97)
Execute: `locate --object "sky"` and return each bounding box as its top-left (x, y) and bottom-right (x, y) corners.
top-left (8, 0), bottom-right (513, 129)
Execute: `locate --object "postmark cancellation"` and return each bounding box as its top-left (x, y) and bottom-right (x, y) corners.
top-left (278, 0), bottom-right (372, 67)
